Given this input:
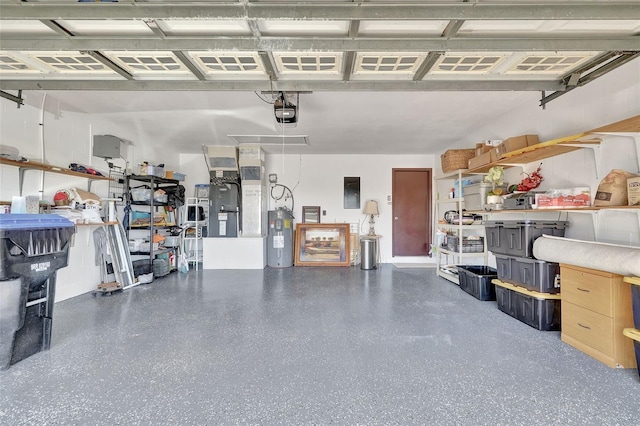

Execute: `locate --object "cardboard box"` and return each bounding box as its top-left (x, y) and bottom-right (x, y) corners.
top-left (628, 176), bottom-right (640, 206)
top-left (495, 134), bottom-right (539, 158)
top-left (468, 149), bottom-right (499, 170)
top-left (475, 143), bottom-right (493, 157)
top-left (526, 135), bottom-right (540, 147)
top-left (164, 170), bottom-right (185, 181)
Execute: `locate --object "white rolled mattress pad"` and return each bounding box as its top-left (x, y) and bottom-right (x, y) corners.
top-left (533, 235), bottom-right (640, 277)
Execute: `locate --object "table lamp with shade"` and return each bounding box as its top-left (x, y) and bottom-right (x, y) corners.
top-left (363, 200), bottom-right (379, 236)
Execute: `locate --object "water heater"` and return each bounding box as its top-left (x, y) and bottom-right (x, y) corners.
top-left (267, 208), bottom-right (294, 268)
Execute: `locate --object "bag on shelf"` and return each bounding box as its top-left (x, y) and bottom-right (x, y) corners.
top-left (594, 169), bottom-right (639, 207)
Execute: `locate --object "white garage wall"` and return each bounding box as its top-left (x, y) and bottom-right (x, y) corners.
top-left (179, 152), bottom-right (438, 263)
top-left (1, 93), bottom-right (183, 301)
top-left (266, 153), bottom-right (437, 263)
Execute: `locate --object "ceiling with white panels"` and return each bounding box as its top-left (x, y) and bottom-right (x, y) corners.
top-left (0, 1), bottom-right (638, 155)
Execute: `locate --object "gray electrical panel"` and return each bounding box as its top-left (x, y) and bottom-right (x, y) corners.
top-left (267, 208), bottom-right (294, 268)
top-left (93, 135), bottom-right (127, 159)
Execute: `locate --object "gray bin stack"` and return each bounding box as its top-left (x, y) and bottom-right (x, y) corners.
top-left (484, 220), bottom-right (567, 330)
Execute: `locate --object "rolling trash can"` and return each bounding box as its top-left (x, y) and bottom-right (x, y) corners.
top-left (360, 238), bottom-right (377, 270)
top-left (0, 214), bottom-right (75, 369)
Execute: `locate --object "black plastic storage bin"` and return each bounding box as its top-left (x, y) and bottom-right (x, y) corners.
top-left (484, 220), bottom-right (568, 258)
top-left (495, 283), bottom-right (561, 331)
top-left (495, 254), bottom-right (560, 294)
top-left (457, 265), bottom-right (497, 301)
top-left (0, 214), bottom-right (75, 370)
top-left (132, 259), bottom-right (153, 277)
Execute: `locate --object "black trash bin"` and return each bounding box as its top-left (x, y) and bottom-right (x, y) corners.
top-left (0, 214), bottom-right (75, 369)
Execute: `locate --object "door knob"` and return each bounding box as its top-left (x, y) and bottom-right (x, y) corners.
top-left (394, 217), bottom-right (399, 220)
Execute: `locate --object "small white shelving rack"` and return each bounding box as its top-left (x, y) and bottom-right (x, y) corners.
top-left (182, 197), bottom-right (208, 270)
top-left (435, 169), bottom-right (489, 284)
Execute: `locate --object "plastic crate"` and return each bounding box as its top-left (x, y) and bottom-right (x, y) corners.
top-left (444, 236), bottom-right (484, 253)
top-left (457, 265), bottom-right (497, 301)
top-left (463, 183), bottom-right (508, 211)
top-left (484, 220), bottom-right (568, 258)
top-left (195, 184), bottom-right (210, 198)
top-left (495, 284), bottom-right (561, 331)
top-left (495, 254), bottom-right (560, 294)
top-left (153, 258), bottom-right (170, 277)
top-left (131, 187), bottom-right (151, 202)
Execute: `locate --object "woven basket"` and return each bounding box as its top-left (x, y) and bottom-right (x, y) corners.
top-left (441, 149), bottom-right (476, 173)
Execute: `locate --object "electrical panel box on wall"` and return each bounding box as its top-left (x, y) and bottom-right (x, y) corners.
top-left (93, 134), bottom-right (128, 159)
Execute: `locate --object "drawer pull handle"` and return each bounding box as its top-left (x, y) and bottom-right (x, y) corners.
top-left (577, 287), bottom-right (590, 292)
top-left (578, 323), bottom-right (591, 330)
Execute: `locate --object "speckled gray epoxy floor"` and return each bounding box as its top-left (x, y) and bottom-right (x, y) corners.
top-left (1, 265), bottom-right (638, 425)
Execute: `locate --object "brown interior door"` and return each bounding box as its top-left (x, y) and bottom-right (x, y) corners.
top-left (392, 168), bottom-right (432, 256)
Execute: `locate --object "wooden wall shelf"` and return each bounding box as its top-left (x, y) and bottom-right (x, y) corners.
top-left (464, 134), bottom-right (602, 174)
top-left (437, 114), bottom-right (640, 178)
top-left (0, 157), bottom-right (112, 195)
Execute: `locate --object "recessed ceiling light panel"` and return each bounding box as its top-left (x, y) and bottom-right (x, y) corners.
top-left (273, 52), bottom-right (342, 79)
top-left (432, 53), bottom-right (506, 74)
top-left (0, 53), bottom-right (41, 73)
top-left (228, 135), bottom-right (309, 146)
top-left (22, 51), bottom-right (115, 74)
top-left (273, 52), bottom-right (342, 77)
top-left (259, 20), bottom-right (349, 36)
top-left (189, 51), bottom-right (266, 77)
top-left (352, 53), bottom-right (425, 80)
top-left (103, 51), bottom-right (193, 77)
top-left (56, 20), bottom-right (154, 36)
top-left (157, 19), bottom-right (251, 36)
top-left (359, 20), bottom-right (448, 36)
top-left (0, 20), bottom-right (59, 36)
top-left (506, 52), bottom-right (597, 74)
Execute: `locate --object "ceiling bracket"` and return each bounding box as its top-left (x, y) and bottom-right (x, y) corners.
top-left (0, 90), bottom-right (24, 108)
top-left (566, 72), bottom-right (581, 88)
top-left (540, 52), bottom-right (640, 109)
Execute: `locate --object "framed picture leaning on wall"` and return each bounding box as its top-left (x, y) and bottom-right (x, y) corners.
top-left (294, 223), bottom-right (350, 266)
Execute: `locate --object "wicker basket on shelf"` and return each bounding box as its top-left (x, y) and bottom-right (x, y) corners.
top-left (440, 149), bottom-right (476, 173)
